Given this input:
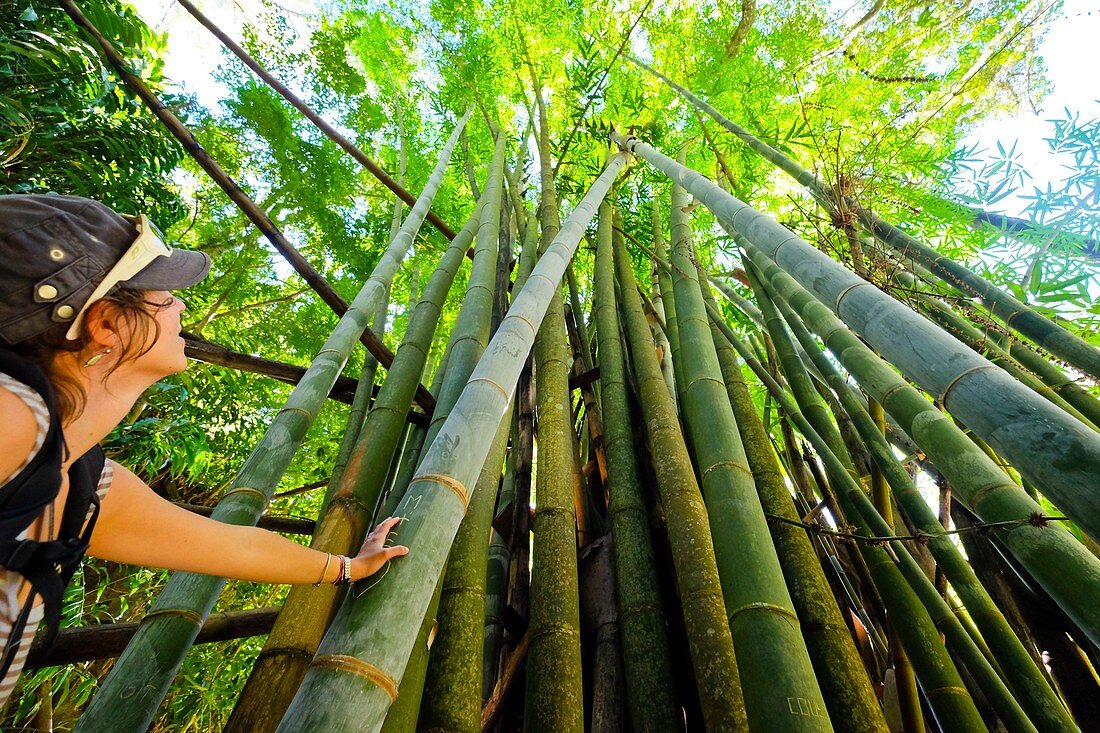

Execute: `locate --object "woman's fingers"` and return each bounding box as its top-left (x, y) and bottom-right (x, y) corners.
top-left (385, 545), bottom-right (409, 559)
top-left (368, 516), bottom-right (401, 539)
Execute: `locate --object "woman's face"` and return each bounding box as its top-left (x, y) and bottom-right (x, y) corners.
top-left (129, 290), bottom-right (188, 380)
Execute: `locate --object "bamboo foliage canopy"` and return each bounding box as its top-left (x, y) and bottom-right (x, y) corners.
top-left (4, 1), bottom-right (1100, 732)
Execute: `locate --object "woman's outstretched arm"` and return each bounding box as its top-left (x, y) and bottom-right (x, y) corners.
top-left (88, 461), bottom-right (407, 583)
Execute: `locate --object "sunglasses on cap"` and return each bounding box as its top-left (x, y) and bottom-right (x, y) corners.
top-left (64, 214), bottom-right (172, 340)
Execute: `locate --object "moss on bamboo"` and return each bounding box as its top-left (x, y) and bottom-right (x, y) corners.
top-left (523, 89), bottom-right (584, 733)
top-left (593, 200), bottom-right (678, 731)
top-left (669, 175), bottom-right (830, 731)
top-left (613, 217), bottom-right (748, 731)
top-left (700, 271), bottom-right (887, 733)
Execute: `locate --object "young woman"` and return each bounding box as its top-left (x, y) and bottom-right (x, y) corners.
top-left (0, 194), bottom-right (407, 704)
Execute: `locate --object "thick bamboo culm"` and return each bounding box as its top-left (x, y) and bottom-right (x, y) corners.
top-left (224, 199), bottom-right (483, 731)
top-left (381, 132), bottom-right (508, 733)
top-left (611, 129), bottom-right (1100, 648)
top-left (668, 170), bottom-right (830, 731)
top-left (741, 266), bottom-right (1036, 733)
top-left (702, 293), bottom-right (991, 731)
top-left (759, 283), bottom-right (1077, 731)
top-left (274, 151), bottom-right (630, 733)
top-left (523, 90), bottom-right (585, 733)
top-left (416, 131), bottom-right (510, 731)
top-left (73, 111), bottom-right (473, 733)
top-left (612, 212), bottom-right (748, 731)
top-left (592, 199), bottom-right (679, 730)
top-left (695, 267), bottom-right (888, 733)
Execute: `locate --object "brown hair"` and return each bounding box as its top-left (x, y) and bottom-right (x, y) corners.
top-left (6, 290), bottom-right (172, 422)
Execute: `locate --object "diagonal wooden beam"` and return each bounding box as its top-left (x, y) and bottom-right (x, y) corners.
top-left (184, 334), bottom-right (434, 420)
top-left (173, 0), bottom-right (459, 242)
top-left (26, 608), bottom-right (280, 670)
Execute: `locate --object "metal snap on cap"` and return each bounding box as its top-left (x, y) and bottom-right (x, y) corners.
top-left (37, 284), bottom-right (59, 300)
top-left (50, 248), bottom-right (65, 260)
top-left (56, 305), bottom-right (75, 320)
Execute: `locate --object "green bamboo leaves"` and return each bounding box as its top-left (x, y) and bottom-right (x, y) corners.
top-left (630, 57), bottom-right (1100, 382)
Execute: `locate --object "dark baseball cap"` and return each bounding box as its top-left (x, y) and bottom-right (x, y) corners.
top-left (0, 194), bottom-right (211, 344)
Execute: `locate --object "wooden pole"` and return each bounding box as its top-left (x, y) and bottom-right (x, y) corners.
top-left (172, 0), bottom-right (457, 242)
top-left (26, 608), bottom-right (279, 669)
top-left (184, 334), bottom-right (435, 415)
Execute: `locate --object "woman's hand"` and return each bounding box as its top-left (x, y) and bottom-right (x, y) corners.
top-left (350, 517), bottom-right (409, 581)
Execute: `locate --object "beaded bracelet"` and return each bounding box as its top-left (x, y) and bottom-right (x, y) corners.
top-left (333, 555), bottom-right (352, 586)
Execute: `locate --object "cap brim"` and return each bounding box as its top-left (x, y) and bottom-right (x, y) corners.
top-left (120, 250), bottom-right (211, 291)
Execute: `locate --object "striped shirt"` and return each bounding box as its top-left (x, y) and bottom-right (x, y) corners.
top-left (0, 373), bottom-right (113, 705)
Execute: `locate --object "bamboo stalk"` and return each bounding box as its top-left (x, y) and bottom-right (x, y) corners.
top-left (415, 132), bottom-right (510, 731)
top-left (420, 410), bottom-right (513, 730)
top-left (176, 504), bottom-right (314, 535)
top-left (705, 297), bottom-right (993, 730)
top-left (613, 210), bottom-right (748, 731)
top-left (649, 200), bottom-right (679, 406)
top-left (274, 151), bottom-right (630, 733)
top-left (380, 132), bottom-right (509, 733)
top-left (739, 232), bottom-right (1100, 646)
top-left (766, 299), bottom-right (1076, 731)
top-left (522, 90), bottom-right (585, 732)
top-left (183, 335), bottom-right (358, 404)
top-left (984, 323), bottom-right (1100, 429)
top-left (612, 130), bottom-right (1100, 645)
top-left (593, 199), bottom-right (678, 730)
top-left (698, 268), bottom-right (888, 732)
top-left (630, 57), bottom-right (1100, 381)
top-left (27, 608), bottom-right (278, 669)
top-left (669, 170), bottom-right (830, 731)
top-left (225, 205), bottom-right (480, 732)
top-left (326, 289), bottom-right (391, 498)
top-left (73, 110), bottom-right (471, 733)
top-left (885, 267), bottom-right (1097, 431)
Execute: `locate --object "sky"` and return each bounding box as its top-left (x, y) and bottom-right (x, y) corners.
top-left (131, 0), bottom-right (1099, 220)
top-left (958, 0), bottom-right (1099, 215)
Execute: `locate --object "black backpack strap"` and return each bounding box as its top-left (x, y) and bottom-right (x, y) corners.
top-left (0, 350), bottom-right (102, 680)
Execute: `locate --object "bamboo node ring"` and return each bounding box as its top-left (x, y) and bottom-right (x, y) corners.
top-left (772, 234), bottom-right (802, 261)
top-left (701, 459), bottom-right (753, 480)
top-left (939, 363), bottom-right (1001, 409)
top-left (832, 280), bottom-right (871, 315)
top-left (222, 485), bottom-right (269, 505)
top-left (410, 473), bottom-right (469, 511)
top-left (819, 324), bottom-right (851, 348)
top-left (467, 376), bottom-right (510, 402)
top-left (878, 380), bottom-right (911, 408)
top-left (277, 405), bottom-right (315, 421)
top-left (311, 655), bottom-right (398, 700)
top-left (510, 312), bottom-right (537, 337)
top-left (142, 608), bottom-right (205, 626)
top-left (727, 602), bottom-right (799, 624)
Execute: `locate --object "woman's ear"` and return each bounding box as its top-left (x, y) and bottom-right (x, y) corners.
top-left (81, 299), bottom-right (122, 350)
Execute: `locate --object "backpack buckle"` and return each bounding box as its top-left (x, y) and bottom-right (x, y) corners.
top-left (0, 539), bottom-right (42, 571)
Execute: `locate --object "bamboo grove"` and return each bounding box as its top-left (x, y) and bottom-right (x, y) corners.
top-left (7, 0), bottom-right (1100, 731)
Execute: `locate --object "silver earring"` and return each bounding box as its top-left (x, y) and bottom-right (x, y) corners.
top-left (84, 348), bottom-right (112, 367)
